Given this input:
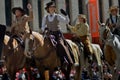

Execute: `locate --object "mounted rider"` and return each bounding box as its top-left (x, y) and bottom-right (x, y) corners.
top-left (68, 14), bottom-right (93, 56)
top-left (41, 1), bottom-right (74, 64)
top-left (106, 6), bottom-right (120, 36)
top-left (10, 3), bottom-right (33, 56)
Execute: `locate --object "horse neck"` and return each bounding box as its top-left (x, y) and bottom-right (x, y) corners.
top-left (44, 38), bottom-right (54, 51)
top-left (33, 37), bottom-right (58, 61)
top-left (107, 31), bottom-right (113, 40)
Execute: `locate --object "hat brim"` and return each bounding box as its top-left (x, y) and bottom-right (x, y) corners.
top-left (109, 6), bottom-right (119, 13)
top-left (45, 5), bottom-right (56, 10)
top-left (109, 8), bottom-right (118, 12)
top-left (78, 14), bottom-right (87, 20)
top-left (45, 6), bottom-right (48, 10)
top-left (12, 7), bottom-right (25, 15)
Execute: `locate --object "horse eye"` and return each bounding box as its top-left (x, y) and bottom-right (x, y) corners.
top-left (101, 25), bottom-right (104, 27)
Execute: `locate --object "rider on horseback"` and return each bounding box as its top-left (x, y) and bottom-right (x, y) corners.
top-left (106, 6), bottom-right (120, 36)
top-left (68, 14), bottom-right (93, 59)
top-left (10, 3), bottom-right (33, 56)
top-left (41, 1), bottom-right (74, 64)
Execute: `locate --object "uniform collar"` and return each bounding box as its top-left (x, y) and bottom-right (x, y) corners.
top-left (48, 13), bottom-right (56, 17)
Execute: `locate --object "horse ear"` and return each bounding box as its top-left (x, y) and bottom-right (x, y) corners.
top-left (97, 20), bottom-right (102, 26)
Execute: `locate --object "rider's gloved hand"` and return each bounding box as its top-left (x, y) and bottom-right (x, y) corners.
top-left (42, 28), bottom-right (49, 35)
top-left (60, 9), bottom-right (67, 16)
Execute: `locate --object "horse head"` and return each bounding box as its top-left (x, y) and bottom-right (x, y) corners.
top-left (98, 21), bottom-right (111, 41)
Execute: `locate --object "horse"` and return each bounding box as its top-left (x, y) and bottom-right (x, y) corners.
top-left (29, 31), bottom-right (81, 80)
top-left (98, 22), bottom-right (120, 80)
top-left (68, 29), bottom-right (103, 79)
top-left (79, 41), bottom-right (103, 79)
top-left (2, 34), bottom-right (27, 80)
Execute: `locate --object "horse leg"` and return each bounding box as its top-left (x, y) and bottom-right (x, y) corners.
top-left (109, 66), bottom-right (115, 80)
top-left (44, 69), bottom-right (50, 80)
top-left (104, 45), bottom-right (116, 66)
top-left (72, 54), bottom-right (81, 80)
top-left (98, 65), bottom-right (104, 80)
top-left (25, 66), bottom-right (33, 80)
top-left (74, 65), bottom-right (81, 80)
top-left (97, 60), bottom-right (104, 80)
top-left (87, 64), bottom-right (93, 79)
top-left (7, 68), bottom-right (16, 80)
top-left (113, 67), bottom-right (120, 80)
top-left (66, 65), bottom-right (71, 80)
top-left (61, 64), bottom-right (71, 80)
top-left (93, 46), bottom-right (104, 80)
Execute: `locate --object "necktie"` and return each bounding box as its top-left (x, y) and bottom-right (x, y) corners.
top-left (50, 15), bottom-right (52, 17)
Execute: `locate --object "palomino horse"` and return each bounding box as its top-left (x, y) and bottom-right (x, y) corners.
top-left (29, 31), bottom-right (81, 80)
top-left (80, 41), bottom-right (103, 79)
top-left (69, 34), bottom-right (103, 79)
top-left (2, 35), bottom-right (27, 80)
top-left (98, 22), bottom-right (120, 80)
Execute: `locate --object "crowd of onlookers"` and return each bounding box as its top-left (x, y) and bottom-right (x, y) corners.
top-left (15, 67), bottom-right (41, 80)
top-left (81, 61), bottom-right (112, 80)
top-left (0, 64), bottom-right (10, 80)
top-left (0, 61), bottom-right (119, 80)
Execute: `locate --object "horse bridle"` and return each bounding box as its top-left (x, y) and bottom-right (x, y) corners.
top-left (103, 29), bottom-right (109, 40)
top-left (7, 37), bottom-right (21, 51)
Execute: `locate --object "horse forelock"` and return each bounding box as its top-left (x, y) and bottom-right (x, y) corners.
top-left (32, 31), bottom-right (44, 46)
top-left (4, 35), bottom-right (20, 50)
top-left (4, 35), bottom-right (10, 45)
top-left (99, 24), bottom-right (110, 41)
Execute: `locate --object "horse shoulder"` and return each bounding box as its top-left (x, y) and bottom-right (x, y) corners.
top-left (104, 44), bottom-right (116, 66)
